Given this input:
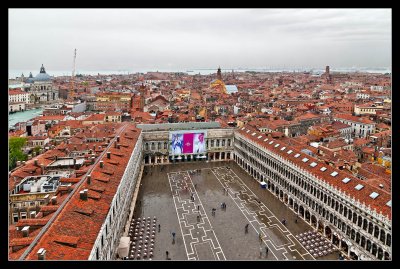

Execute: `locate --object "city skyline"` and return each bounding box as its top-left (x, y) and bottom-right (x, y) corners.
top-left (9, 9), bottom-right (391, 71)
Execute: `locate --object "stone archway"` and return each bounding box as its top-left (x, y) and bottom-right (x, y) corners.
top-left (284, 193), bottom-right (289, 204)
top-left (332, 233), bottom-right (340, 247)
top-left (305, 210), bottom-right (311, 223)
top-left (325, 226), bottom-right (332, 240)
top-left (299, 205), bottom-right (304, 218)
top-left (311, 215), bottom-right (317, 228)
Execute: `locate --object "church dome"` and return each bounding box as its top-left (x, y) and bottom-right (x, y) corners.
top-left (33, 64), bottom-right (52, 82)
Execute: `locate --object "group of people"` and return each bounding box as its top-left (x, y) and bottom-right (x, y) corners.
top-left (220, 202), bottom-right (227, 210)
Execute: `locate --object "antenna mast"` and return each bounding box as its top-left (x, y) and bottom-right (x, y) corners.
top-left (70, 48), bottom-right (77, 99)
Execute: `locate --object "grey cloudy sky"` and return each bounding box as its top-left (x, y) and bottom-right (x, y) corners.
top-left (9, 8), bottom-right (391, 71)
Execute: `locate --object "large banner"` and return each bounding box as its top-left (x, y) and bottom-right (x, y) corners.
top-left (170, 130), bottom-right (206, 155)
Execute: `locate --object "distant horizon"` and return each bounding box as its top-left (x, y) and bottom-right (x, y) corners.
top-left (8, 66), bottom-right (392, 79)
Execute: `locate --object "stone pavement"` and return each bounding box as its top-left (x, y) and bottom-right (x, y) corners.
top-left (130, 161), bottom-right (338, 260)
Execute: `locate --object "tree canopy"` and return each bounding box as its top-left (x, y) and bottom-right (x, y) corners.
top-left (9, 137), bottom-right (28, 170)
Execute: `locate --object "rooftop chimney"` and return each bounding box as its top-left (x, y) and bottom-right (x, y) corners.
top-left (107, 152), bottom-right (111, 159)
top-left (114, 141), bottom-right (117, 148)
top-left (80, 189), bottom-right (88, 201)
top-left (30, 211), bottom-right (36, 218)
top-left (379, 184), bottom-right (384, 189)
top-left (40, 163), bottom-right (45, 175)
top-left (34, 159), bottom-right (38, 166)
top-left (44, 194), bottom-right (50, 205)
top-left (51, 196), bottom-right (57, 205)
top-left (100, 161), bottom-right (104, 168)
top-left (74, 146), bottom-right (77, 151)
top-left (37, 248), bottom-right (46, 260)
top-left (22, 226), bottom-right (30, 237)
top-left (87, 174), bottom-right (91, 184)
top-left (117, 136), bottom-right (120, 142)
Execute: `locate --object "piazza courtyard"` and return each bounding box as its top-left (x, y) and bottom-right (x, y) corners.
top-left (124, 161), bottom-right (340, 261)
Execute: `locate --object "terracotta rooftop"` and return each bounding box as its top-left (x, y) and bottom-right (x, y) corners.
top-left (22, 123), bottom-right (140, 260)
top-left (237, 125), bottom-right (391, 220)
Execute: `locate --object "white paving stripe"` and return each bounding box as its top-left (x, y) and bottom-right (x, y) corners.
top-left (167, 171), bottom-right (226, 260)
top-left (211, 166), bottom-right (314, 260)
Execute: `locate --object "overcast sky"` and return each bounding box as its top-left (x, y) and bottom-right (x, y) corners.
top-left (9, 9), bottom-right (391, 72)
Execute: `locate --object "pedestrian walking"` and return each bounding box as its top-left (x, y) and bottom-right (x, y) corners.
top-left (245, 224), bottom-right (249, 234)
top-left (265, 246), bottom-right (269, 256)
top-left (158, 224), bottom-right (161, 233)
top-left (259, 233), bottom-right (262, 243)
top-left (166, 251), bottom-right (169, 259)
top-left (259, 247), bottom-right (263, 258)
top-left (197, 214), bottom-right (201, 222)
top-left (172, 232), bottom-right (176, 240)
top-left (197, 205), bottom-right (200, 211)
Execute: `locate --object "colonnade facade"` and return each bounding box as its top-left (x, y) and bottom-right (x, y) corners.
top-left (233, 132), bottom-right (391, 260)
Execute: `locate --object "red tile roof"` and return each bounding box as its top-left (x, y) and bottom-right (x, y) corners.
top-left (23, 123), bottom-right (141, 260)
top-left (237, 125), bottom-right (391, 220)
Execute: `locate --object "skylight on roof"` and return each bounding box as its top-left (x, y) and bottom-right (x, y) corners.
top-left (355, 184), bottom-right (364, 190)
top-left (257, 135), bottom-right (262, 139)
top-left (281, 147), bottom-right (286, 151)
top-left (386, 200), bottom-right (392, 207)
top-left (274, 143), bottom-right (280, 148)
top-left (330, 171), bottom-right (338, 177)
top-left (320, 167), bottom-right (327, 171)
top-left (302, 158), bottom-right (309, 163)
top-left (310, 162), bottom-right (317, 167)
top-left (264, 138), bottom-right (268, 142)
top-left (287, 150), bottom-right (293, 154)
top-left (246, 130), bottom-right (250, 133)
top-left (241, 127), bottom-right (245, 130)
top-left (342, 177), bottom-right (351, 183)
top-left (294, 154), bottom-right (300, 158)
top-left (369, 192), bottom-right (379, 199)
top-left (252, 132), bottom-right (256, 136)
top-left (269, 141), bottom-right (274, 145)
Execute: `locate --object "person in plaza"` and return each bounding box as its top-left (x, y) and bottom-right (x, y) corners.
top-left (158, 224), bottom-right (161, 233)
top-left (265, 246), bottom-right (269, 256)
top-left (166, 251), bottom-right (169, 259)
top-left (259, 247), bottom-right (263, 258)
top-left (172, 231), bottom-right (176, 240)
top-left (245, 224), bottom-right (249, 234)
top-left (259, 233), bottom-right (262, 243)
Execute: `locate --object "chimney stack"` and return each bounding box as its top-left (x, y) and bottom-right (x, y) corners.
top-left (80, 189), bottom-right (88, 201)
top-left (34, 159), bottom-right (38, 166)
top-left (93, 145), bottom-right (96, 150)
top-left (73, 158), bottom-right (77, 167)
top-left (51, 196), bottom-right (57, 205)
top-left (44, 194), bottom-right (50, 205)
top-left (100, 161), bottom-right (104, 168)
top-left (87, 174), bottom-right (91, 184)
top-left (40, 163), bottom-right (45, 175)
top-left (107, 152), bottom-right (111, 159)
top-left (16, 161), bottom-right (21, 166)
top-left (30, 211), bottom-right (36, 218)
top-left (37, 248), bottom-right (46, 260)
top-left (114, 141), bottom-right (117, 148)
top-left (91, 156), bottom-right (95, 164)
top-left (22, 226), bottom-right (30, 237)
top-left (89, 149), bottom-right (92, 154)
top-left (117, 136), bottom-right (120, 142)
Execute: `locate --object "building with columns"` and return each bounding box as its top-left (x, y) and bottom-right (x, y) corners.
top-left (233, 125), bottom-right (391, 260)
top-left (26, 64), bottom-right (59, 104)
top-left (10, 122), bottom-right (390, 261)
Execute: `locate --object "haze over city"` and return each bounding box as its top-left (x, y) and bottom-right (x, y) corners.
top-left (9, 8), bottom-right (391, 72)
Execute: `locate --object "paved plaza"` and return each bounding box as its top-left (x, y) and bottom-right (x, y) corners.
top-left (131, 161), bottom-right (340, 260)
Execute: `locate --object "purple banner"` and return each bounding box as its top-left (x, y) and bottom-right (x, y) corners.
top-left (183, 133), bottom-right (194, 153)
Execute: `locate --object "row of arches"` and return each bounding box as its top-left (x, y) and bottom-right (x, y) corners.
top-left (233, 137), bottom-right (391, 260)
